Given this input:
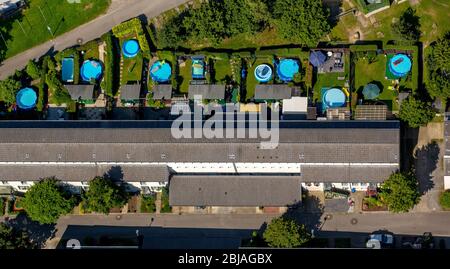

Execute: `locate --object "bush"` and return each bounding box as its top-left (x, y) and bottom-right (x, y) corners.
top-left (160, 187), bottom-right (171, 213)
top-left (140, 195), bottom-right (156, 213)
top-left (398, 96), bottom-right (435, 128)
top-left (440, 191), bottom-right (450, 210)
top-left (26, 60), bottom-right (41, 80)
top-left (263, 217), bottom-right (311, 248)
top-left (380, 172), bottom-right (420, 213)
top-left (112, 18), bottom-right (150, 53)
top-left (101, 32), bottom-right (119, 97)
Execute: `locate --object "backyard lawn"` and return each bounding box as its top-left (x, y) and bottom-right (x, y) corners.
top-left (0, 0), bottom-right (111, 61)
top-left (354, 55), bottom-right (398, 111)
top-left (121, 53), bottom-right (143, 84)
top-left (211, 56), bottom-right (232, 84)
top-left (178, 58), bottom-right (192, 94)
top-left (245, 57), bottom-right (273, 101)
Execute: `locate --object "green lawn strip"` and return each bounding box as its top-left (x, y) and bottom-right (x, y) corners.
top-left (121, 53), bottom-right (143, 85)
top-left (1, 0), bottom-right (111, 60)
top-left (211, 56), bottom-right (232, 84)
top-left (178, 58), bottom-right (192, 94)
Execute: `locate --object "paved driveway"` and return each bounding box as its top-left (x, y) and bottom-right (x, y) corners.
top-left (0, 0), bottom-right (191, 79)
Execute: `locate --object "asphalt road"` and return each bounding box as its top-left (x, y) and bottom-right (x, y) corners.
top-left (0, 0), bottom-right (190, 80)
top-left (43, 212), bottom-right (450, 248)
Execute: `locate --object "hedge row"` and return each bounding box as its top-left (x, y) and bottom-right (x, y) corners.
top-left (112, 18), bottom-right (150, 53)
top-left (101, 32), bottom-right (119, 97)
top-left (256, 47), bottom-right (305, 58)
top-left (349, 44), bottom-right (378, 52)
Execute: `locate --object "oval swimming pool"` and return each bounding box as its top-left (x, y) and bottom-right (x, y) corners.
top-left (16, 87), bottom-right (37, 110)
top-left (122, 39), bottom-right (140, 58)
top-left (254, 64), bottom-right (272, 83)
top-left (322, 88), bottom-right (346, 109)
top-left (80, 60), bottom-right (103, 82)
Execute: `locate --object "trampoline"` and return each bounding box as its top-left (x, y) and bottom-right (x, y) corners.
top-left (322, 88), bottom-right (346, 110)
top-left (388, 54), bottom-right (412, 78)
top-left (122, 39), bottom-right (140, 58)
top-left (16, 87), bottom-right (37, 110)
top-left (61, 57), bottom-right (74, 83)
top-left (150, 60), bottom-right (172, 83)
top-left (277, 59), bottom-right (300, 82)
top-left (80, 60), bottom-right (103, 82)
top-left (254, 64), bottom-right (272, 83)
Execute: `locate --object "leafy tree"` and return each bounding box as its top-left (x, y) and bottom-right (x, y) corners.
top-left (271, 0), bottom-right (330, 46)
top-left (398, 96), bottom-right (435, 128)
top-left (392, 7), bottom-right (421, 41)
top-left (82, 177), bottom-right (129, 214)
top-left (263, 217), bottom-right (311, 248)
top-left (0, 77), bottom-right (21, 105)
top-left (0, 223), bottom-right (36, 249)
top-left (26, 60), bottom-right (41, 80)
top-left (426, 33), bottom-right (450, 98)
top-left (379, 172), bottom-right (420, 213)
top-left (439, 191), bottom-right (450, 210)
top-left (22, 178), bottom-right (76, 224)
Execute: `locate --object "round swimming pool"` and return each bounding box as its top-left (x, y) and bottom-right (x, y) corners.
top-left (322, 88), bottom-right (346, 109)
top-left (150, 61), bottom-right (172, 83)
top-left (254, 64), bottom-right (272, 83)
top-left (389, 54), bottom-right (412, 78)
top-left (80, 60), bottom-right (103, 82)
top-left (277, 59), bottom-right (299, 82)
top-left (122, 39), bottom-right (140, 58)
top-left (16, 87), bottom-right (37, 110)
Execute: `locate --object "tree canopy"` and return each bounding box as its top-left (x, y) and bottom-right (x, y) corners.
top-left (426, 33), bottom-right (450, 99)
top-left (82, 177), bottom-right (129, 214)
top-left (158, 0), bottom-right (266, 48)
top-left (0, 223), bottom-right (35, 249)
top-left (22, 178), bottom-right (76, 224)
top-left (272, 0), bottom-right (330, 46)
top-left (398, 96), bottom-right (435, 128)
top-left (263, 217), bottom-right (311, 248)
top-left (392, 7), bottom-right (421, 41)
top-left (379, 172), bottom-right (420, 213)
top-left (0, 77), bottom-right (21, 105)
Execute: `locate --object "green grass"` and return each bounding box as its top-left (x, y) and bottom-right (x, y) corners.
top-left (211, 56), bottom-right (232, 84)
top-left (332, 0), bottom-right (450, 47)
top-left (246, 57), bottom-right (273, 101)
top-left (0, 0), bottom-right (111, 61)
top-left (178, 58), bottom-right (192, 93)
top-left (354, 55), bottom-right (398, 111)
top-left (121, 53), bottom-right (143, 85)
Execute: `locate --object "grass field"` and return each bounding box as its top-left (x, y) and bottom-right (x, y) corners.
top-left (211, 56), bottom-right (232, 84)
top-left (121, 53), bottom-right (143, 85)
top-left (354, 55), bottom-right (398, 111)
top-left (178, 58), bottom-right (192, 93)
top-left (0, 0), bottom-right (110, 61)
top-left (331, 0), bottom-right (450, 47)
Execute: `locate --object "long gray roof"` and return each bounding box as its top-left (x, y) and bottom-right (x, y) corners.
top-left (301, 165), bottom-right (398, 183)
top-left (64, 85), bottom-right (95, 101)
top-left (255, 85), bottom-right (292, 100)
top-left (153, 85), bottom-right (173, 100)
top-left (0, 164), bottom-right (169, 182)
top-left (169, 175), bottom-right (301, 206)
top-left (120, 84), bottom-right (141, 100)
top-left (188, 85), bottom-right (225, 99)
top-left (0, 121), bottom-right (400, 164)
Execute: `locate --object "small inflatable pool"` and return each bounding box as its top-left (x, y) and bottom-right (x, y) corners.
top-left (277, 59), bottom-right (299, 82)
top-left (322, 88), bottom-right (346, 109)
top-left (80, 60), bottom-right (103, 82)
top-left (122, 40), bottom-right (140, 58)
top-left (389, 54), bottom-right (412, 78)
top-left (254, 64), bottom-right (272, 83)
top-left (16, 87), bottom-right (37, 110)
top-left (150, 61), bottom-right (172, 83)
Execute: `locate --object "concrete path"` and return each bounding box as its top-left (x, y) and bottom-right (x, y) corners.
top-left (0, 0), bottom-right (190, 80)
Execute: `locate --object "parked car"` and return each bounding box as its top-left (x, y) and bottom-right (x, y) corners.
top-left (367, 232), bottom-right (395, 248)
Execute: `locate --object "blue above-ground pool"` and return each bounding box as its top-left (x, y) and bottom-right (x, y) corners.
top-left (16, 87), bottom-right (37, 110)
top-left (322, 88), bottom-right (346, 110)
top-left (389, 54), bottom-right (412, 78)
top-left (277, 59), bottom-right (300, 82)
top-left (254, 64), bottom-right (272, 83)
top-left (192, 58), bottom-right (205, 79)
top-left (81, 60), bottom-right (103, 82)
top-left (150, 61), bottom-right (172, 82)
top-left (61, 57), bottom-right (74, 83)
top-left (122, 39), bottom-right (140, 58)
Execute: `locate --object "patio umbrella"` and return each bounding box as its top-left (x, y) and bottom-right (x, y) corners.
top-left (309, 51), bottom-right (326, 67)
top-left (362, 83), bottom-right (381, 100)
